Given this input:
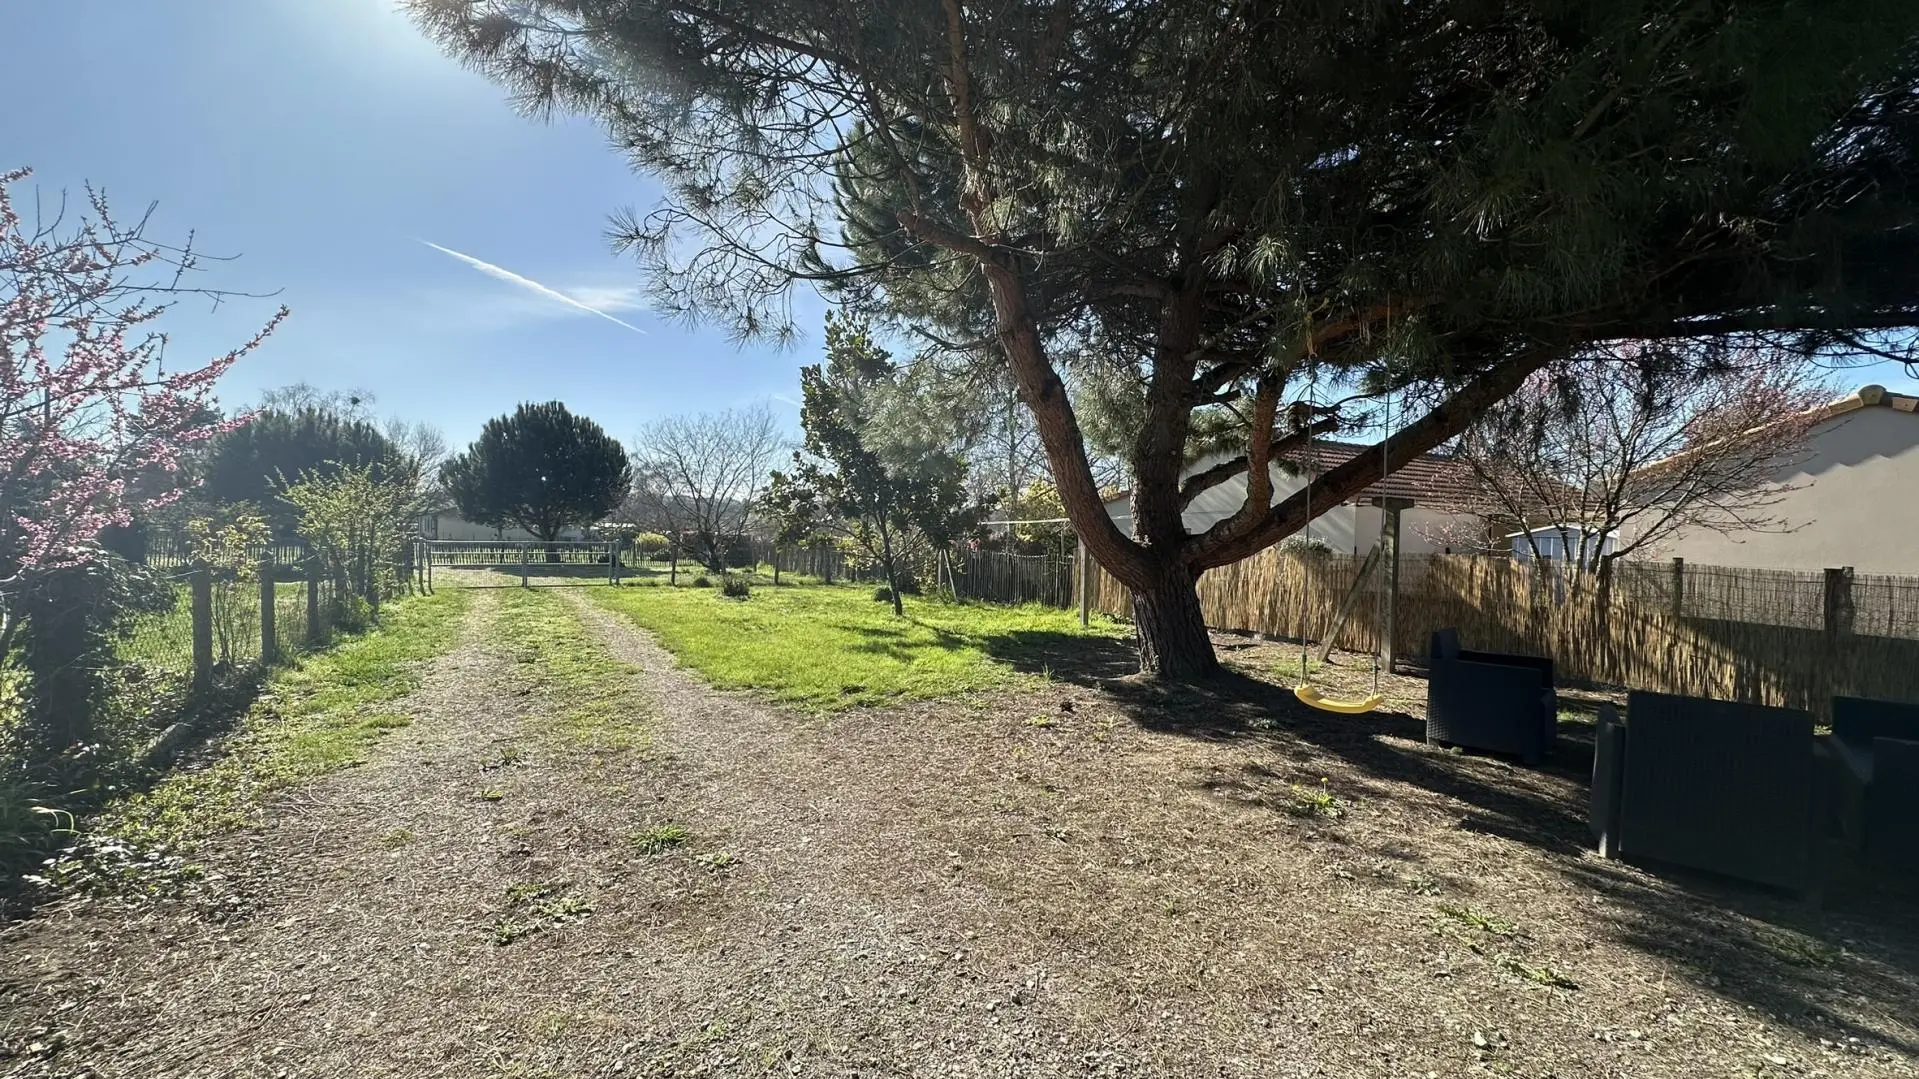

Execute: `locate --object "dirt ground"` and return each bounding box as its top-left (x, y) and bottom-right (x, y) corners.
top-left (3, 585), bottom-right (1916, 1078)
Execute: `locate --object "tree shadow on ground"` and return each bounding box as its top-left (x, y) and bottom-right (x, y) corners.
top-left (977, 628), bottom-right (1139, 684)
top-left (1564, 857), bottom-right (1919, 1057)
top-left (980, 627), bottom-right (1919, 1055)
top-left (1106, 669), bottom-right (1598, 857)
top-left (839, 622), bottom-right (973, 663)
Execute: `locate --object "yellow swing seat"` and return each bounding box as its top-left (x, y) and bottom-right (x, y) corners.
top-left (1294, 684), bottom-right (1384, 715)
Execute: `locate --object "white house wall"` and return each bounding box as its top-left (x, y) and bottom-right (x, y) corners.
top-left (1356, 504), bottom-right (1489, 556)
top-left (1634, 405), bottom-right (1919, 575)
top-left (1101, 458), bottom-right (1485, 557)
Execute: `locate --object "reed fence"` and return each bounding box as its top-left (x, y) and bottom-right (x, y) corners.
top-left (947, 549), bottom-right (1073, 607)
top-left (1083, 550), bottom-right (1919, 713)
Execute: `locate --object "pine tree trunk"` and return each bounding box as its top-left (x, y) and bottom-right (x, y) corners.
top-left (1131, 563), bottom-right (1219, 679)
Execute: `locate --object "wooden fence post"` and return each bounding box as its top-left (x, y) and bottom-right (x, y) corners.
top-left (307, 557), bottom-right (323, 646)
top-left (1824, 566), bottom-right (1856, 636)
top-left (520, 543), bottom-right (530, 588)
top-left (1374, 497), bottom-right (1413, 673)
top-left (1076, 539), bottom-right (1091, 628)
top-left (259, 554), bottom-right (277, 663)
top-left (1670, 557), bottom-right (1685, 619)
top-left (190, 565), bottom-right (213, 690)
top-left (1824, 566), bottom-right (1856, 706)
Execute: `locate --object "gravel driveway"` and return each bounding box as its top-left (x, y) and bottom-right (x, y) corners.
top-left (4, 585), bottom-right (1915, 1078)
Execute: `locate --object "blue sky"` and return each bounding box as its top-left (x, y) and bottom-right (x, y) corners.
top-left (2, 0), bottom-right (818, 448)
top-left (4, 0), bottom-right (1913, 456)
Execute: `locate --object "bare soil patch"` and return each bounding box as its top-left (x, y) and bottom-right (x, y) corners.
top-left (4, 587), bottom-right (1914, 1079)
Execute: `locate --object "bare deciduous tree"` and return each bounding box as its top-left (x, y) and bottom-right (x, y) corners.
top-left (258, 382), bottom-right (375, 421)
top-left (385, 417), bottom-right (450, 507)
top-left (630, 404), bottom-right (787, 572)
top-left (1448, 352), bottom-right (1837, 594)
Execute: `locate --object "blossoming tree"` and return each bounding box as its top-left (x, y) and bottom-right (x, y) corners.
top-left (0, 167), bottom-right (285, 596)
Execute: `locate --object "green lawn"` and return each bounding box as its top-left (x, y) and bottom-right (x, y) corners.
top-left (585, 581), bottom-right (1130, 709)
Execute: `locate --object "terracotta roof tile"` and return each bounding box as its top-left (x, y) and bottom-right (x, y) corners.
top-left (1282, 442), bottom-right (1490, 511)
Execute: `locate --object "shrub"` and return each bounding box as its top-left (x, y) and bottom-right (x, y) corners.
top-left (0, 773), bottom-right (70, 883)
top-left (691, 576), bottom-right (712, 588)
top-left (872, 586), bottom-right (894, 603)
top-left (1281, 536), bottom-right (1334, 557)
top-left (720, 576), bottom-right (751, 599)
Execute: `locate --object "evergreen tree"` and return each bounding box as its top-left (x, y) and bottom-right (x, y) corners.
top-left (764, 315), bottom-right (989, 614)
top-left (202, 407), bottom-right (407, 537)
top-left (411, 0), bottom-right (1919, 677)
top-left (441, 402), bottom-right (632, 551)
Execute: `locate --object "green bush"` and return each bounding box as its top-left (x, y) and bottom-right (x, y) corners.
top-left (720, 576), bottom-right (751, 599)
top-left (0, 773), bottom-right (70, 884)
top-left (872, 586), bottom-right (894, 603)
top-left (691, 576), bottom-right (712, 588)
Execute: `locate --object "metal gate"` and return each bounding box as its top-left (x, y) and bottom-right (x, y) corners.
top-left (423, 539), bottom-right (626, 587)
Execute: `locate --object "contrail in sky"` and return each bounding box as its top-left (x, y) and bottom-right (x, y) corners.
top-left (420, 240), bottom-right (648, 335)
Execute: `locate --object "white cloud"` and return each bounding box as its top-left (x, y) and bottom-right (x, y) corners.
top-left (420, 240), bottom-right (648, 335)
top-left (562, 283), bottom-right (646, 312)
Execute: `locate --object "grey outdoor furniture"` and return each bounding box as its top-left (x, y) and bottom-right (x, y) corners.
top-left (1425, 628), bottom-right (1557, 764)
top-left (1830, 696), bottom-right (1919, 878)
top-left (1866, 739), bottom-right (1919, 878)
top-left (1830, 695), bottom-right (1919, 782)
top-left (1591, 690), bottom-right (1820, 894)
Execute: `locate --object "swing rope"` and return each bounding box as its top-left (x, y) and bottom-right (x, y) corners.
top-left (1293, 344), bottom-right (1386, 715)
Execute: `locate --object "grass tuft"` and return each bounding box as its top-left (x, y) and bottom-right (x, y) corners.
top-left (493, 878), bottom-right (592, 945)
top-left (1496, 954), bottom-right (1580, 989)
top-left (1437, 903), bottom-right (1521, 938)
top-left (1287, 778), bottom-right (1345, 819)
top-left (630, 823), bottom-right (690, 855)
top-left (1753, 927), bottom-right (1842, 968)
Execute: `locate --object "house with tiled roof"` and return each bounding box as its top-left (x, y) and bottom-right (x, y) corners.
top-left (1101, 442), bottom-right (1506, 557)
top-left (1626, 384), bottom-right (1919, 575)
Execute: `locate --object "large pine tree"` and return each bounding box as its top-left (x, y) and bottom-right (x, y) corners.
top-left (441, 402), bottom-right (631, 547)
top-left (411, 0), bottom-right (1919, 677)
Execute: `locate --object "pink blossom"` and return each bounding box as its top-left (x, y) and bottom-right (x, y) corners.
top-left (1, 167), bottom-right (284, 585)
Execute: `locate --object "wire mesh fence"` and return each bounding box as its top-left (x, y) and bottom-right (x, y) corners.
top-left (111, 558), bottom-right (367, 678)
top-left (114, 570), bottom-right (200, 676)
